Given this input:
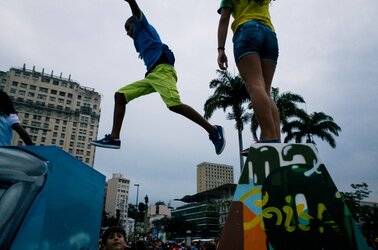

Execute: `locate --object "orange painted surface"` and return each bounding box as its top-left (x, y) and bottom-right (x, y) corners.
top-left (243, 204), bottom-right (267, 250)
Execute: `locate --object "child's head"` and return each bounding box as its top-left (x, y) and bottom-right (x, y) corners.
top-left (124, 16), bottom-right (135, 38)
top-left (0, 90), bottom-right (16, 115)
top-left (101, 226), bottom-right (127, 250)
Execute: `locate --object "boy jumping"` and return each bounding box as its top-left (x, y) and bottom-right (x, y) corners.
top-left (91, 0), bottom-right (225, 154)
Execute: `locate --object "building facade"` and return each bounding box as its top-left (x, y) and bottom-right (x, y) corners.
top-left (197, 162), bottom-right (234, 193)
top-left (104, 173), bottom-right (130, 231)
top-left (0, 65), bottom-right (101, 166)
top-left (173, 184), bottom-right (236, 240)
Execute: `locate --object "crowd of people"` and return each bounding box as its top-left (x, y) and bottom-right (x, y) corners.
top-left (99, 226), bottom-right (217, 250)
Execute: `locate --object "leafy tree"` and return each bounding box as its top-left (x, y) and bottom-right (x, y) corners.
top-left (101, 210), bottom-right (119, 228)
top-left (251, 87), bottom-right (305, 141)
top-left (204, 70), bottom-right (250, 170)
top-left (342, 182), bottom-right (377, 247)
top-left (128, 204), bottom-right (137, 218)
top-left (342, 182), bottom-right (372, 221)
top-left (282, 109), bottom-right (341, 148)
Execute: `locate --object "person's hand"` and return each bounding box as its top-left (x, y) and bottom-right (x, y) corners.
top-left (217, 49), bottom-right (228, 70)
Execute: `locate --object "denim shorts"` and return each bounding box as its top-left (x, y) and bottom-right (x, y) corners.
top-left (233, 20), bottom-right (279, 63)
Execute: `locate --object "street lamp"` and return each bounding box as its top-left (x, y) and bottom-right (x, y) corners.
top-left (134, 184), bottom-right (140, 207)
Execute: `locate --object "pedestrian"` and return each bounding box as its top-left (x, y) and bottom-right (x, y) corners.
top-left (217, 0), bottom-right (280, 143)
top-left (91, 0), bottom-right (225, 155)
top-left (0, 90), bottom-right (33, 146)
top-left (101, 226), bottom-right (130, 250)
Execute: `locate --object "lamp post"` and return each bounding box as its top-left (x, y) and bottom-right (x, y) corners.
top-left (134, 184), bottom-right (140, 207)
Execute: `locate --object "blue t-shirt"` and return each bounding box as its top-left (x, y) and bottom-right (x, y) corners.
top-left (132, 12), bottom-right (175, 72)
top-left (0, 113), bottom-right (20, 146)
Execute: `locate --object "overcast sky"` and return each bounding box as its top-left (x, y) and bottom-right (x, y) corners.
top-left (1, 0), bottom-right (377, 206)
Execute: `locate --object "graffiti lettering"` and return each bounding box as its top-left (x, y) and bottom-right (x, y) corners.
top-left (242, 188), bottom-right (330, 234)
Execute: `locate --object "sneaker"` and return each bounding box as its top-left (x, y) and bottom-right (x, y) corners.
top-left (90, 134), bottom-right (121, 149)
top-left (209, 125), bottom-right (225, 155)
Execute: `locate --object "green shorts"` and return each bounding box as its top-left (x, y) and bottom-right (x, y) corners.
top-left (117, 64), bottom-right (182, 107)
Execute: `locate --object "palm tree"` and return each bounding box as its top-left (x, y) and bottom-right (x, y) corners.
top-left (282, 109), bottom-right (341, 148)
top-left (251, 87), bottom-right (305, 142)
top-left (204, 70), bottom-right (250, 170)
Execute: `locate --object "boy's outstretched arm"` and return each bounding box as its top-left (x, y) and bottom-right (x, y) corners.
top-left (125, 0), bottom-right (142, 19)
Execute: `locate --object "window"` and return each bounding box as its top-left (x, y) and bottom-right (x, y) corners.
top-left (53, 80), bottom-right (59, 85)
top-left (37, 94), bottom-right (47, 100)
top-left (59, 91), bottom-right (66, 97)
top-left (31, 121), bottom-right (41, 127)
top-left (28, 92), bottom-right (35, 97)
top-left (19, 90), bottom-right (25, 96)
top-left (39, 87), bottom-right (48, 93)
top-left (12, 81), bottom-right (18, 86)
top-left (51, 89), bottom-right (57, 95)
top-left (41, 77), bottom-right (50, 83)
top-left (20, 83), bottom-right (27, 88)
top-left (29, 85), bottom-right (37, 90)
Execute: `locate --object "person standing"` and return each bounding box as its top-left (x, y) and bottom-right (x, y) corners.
top-left (0, 90), bottom-right (33, 146)
top-left (217, 0), bottom-right (280, 143)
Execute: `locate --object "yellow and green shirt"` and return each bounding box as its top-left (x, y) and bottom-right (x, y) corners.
top-left (218, 0), bottom-right (274, 33)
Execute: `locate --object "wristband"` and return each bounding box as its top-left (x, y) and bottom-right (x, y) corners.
top-left (217, 47), bottom-right (225, 50)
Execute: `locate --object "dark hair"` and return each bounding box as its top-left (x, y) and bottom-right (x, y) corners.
top-left (101, 226), bottom-right (126, 243)
top-left (0, 90), bottom-right (16, 116)
top-left (125, 16), bottom-right (134, 29)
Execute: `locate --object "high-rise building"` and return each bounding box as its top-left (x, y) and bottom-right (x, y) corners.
top-left (0, 65), bottom-right (101, 166)
top-left (197, 162), bottom-right (234, 192)
top-left (104, 173), bottom-right (130, 230)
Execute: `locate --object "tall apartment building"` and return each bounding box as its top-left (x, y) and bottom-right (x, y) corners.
top-left (104, 173), bottom-right (130, 230)
top-left (197, 162), bottom-right (234, 192)
top-left (0, 65), bottom-right (101, 166)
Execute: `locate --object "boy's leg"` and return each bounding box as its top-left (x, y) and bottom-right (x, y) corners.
top-left (91, 77), bottom-right (156, 149)
top-left (169, 104), bottom-right (226, 155)
top-left (90, 92), bottom-right (125, 149)
top-left (110, 93), bottom-right (127, 139)
top-left (150, 64), bottom-right (226, 154)
top-left (169, 104), bottom-right (215, 133)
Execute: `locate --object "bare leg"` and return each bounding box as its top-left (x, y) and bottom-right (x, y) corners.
top-left (237, 54), bottom-right (279, 140)
top-left (169, 104), bottom-right (216, 133)
top-left (261, 60), bottom-right (281, 140)
top-left (110, 93), bottom-right (127, 139)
